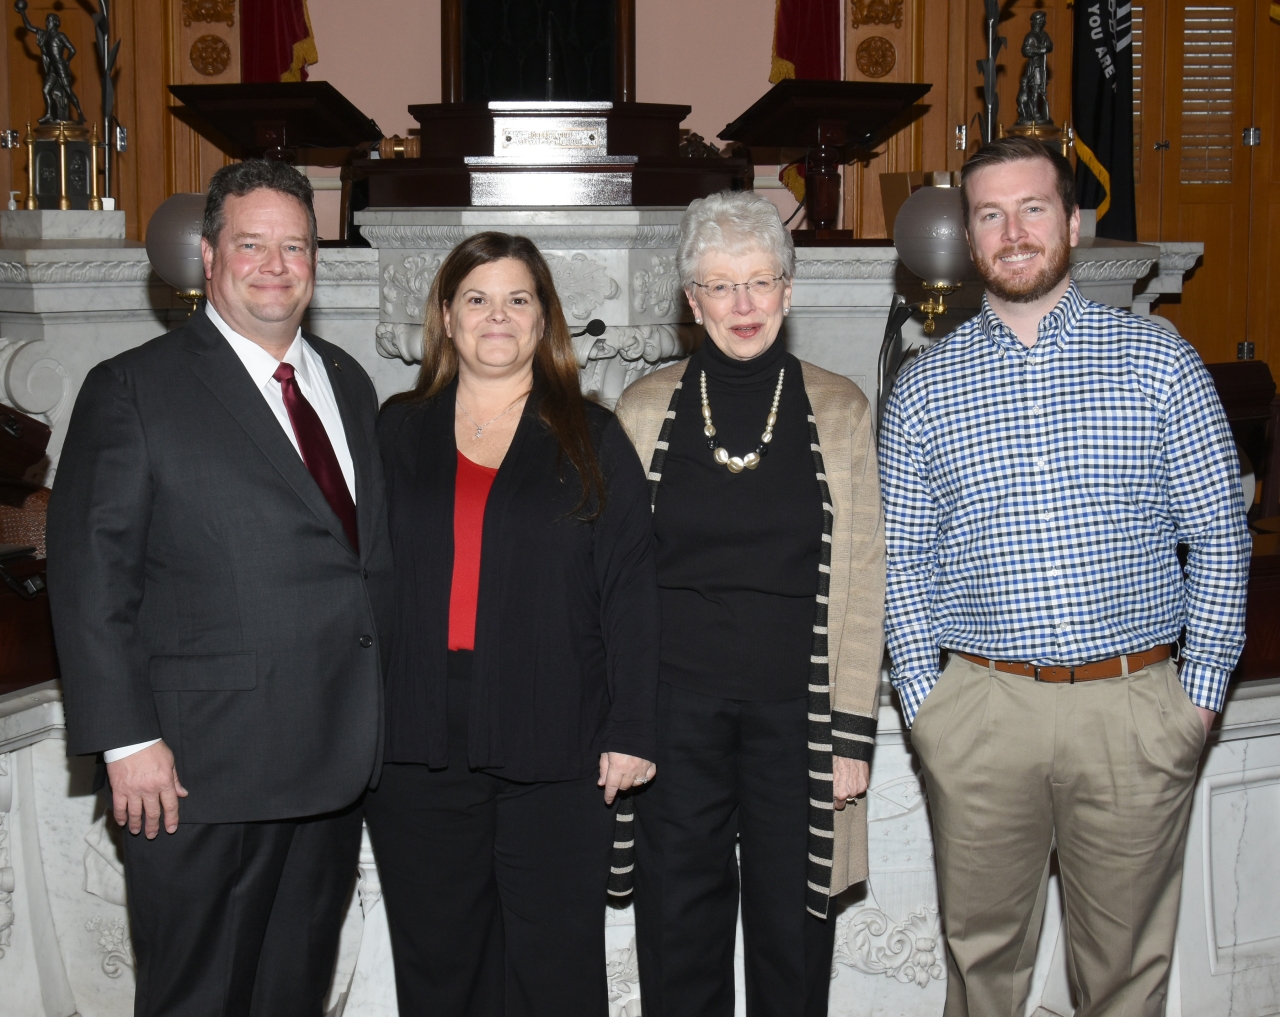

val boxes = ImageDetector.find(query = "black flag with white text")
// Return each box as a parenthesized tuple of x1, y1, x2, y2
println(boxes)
(1073, 1, 1137, 240)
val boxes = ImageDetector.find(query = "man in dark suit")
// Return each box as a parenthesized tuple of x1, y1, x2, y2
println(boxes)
(46, 159, 393, 1017)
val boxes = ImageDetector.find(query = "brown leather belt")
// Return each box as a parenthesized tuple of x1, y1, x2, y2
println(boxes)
(954, 645, 1172, 684)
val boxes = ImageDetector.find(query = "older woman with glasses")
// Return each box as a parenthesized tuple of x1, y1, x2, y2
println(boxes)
(615, 191, 885, 1017)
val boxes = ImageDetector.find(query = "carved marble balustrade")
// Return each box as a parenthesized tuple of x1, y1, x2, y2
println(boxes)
(5, 676, 1280, 1017)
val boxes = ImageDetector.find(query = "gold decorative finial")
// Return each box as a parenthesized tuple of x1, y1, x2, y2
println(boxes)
(23, 121, 36, 209)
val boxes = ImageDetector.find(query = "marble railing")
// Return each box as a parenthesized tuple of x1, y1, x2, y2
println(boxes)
(0, 206, 1198, 484)
(4, 676, 1280, 1017)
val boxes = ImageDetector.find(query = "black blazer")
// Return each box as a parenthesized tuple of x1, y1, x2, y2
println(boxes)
(46, 309, 394, 824)
(378, 380, 659, 780)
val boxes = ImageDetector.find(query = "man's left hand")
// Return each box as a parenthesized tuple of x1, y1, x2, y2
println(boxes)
(598, 752, 657, 804)
(1196, 706, 1217, 736)
(833, 757, 869, 811)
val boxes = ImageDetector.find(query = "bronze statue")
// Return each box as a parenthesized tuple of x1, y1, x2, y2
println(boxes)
(1015, 11, 1052, 126)
(15, 0, 86, 124)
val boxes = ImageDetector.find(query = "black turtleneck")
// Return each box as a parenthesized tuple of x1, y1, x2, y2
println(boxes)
(652, 337, 822, 700)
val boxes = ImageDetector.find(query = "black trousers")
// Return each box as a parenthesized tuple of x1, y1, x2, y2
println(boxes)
(120, 800, 363, 1017)
(634, 681, 837, 1017)
(363, 673, 616, 1017)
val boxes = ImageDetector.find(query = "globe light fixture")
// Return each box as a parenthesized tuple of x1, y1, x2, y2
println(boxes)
(892, 182, 974, 335)
(145, 192, 207, 317)
(877, 179, 976, 419)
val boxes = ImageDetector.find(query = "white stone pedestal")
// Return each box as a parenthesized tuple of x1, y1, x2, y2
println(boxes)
(6, 678, 1279, 1016)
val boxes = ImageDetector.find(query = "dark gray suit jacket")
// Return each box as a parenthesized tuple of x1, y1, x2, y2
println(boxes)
(46, 309, 393, 824)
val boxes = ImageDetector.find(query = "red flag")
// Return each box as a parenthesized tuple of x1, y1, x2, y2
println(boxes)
(770, 0, 841, 83)
(241, 0, 318, 83)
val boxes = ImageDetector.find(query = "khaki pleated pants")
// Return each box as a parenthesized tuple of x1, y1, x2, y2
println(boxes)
(911, 653, 1207, 1017)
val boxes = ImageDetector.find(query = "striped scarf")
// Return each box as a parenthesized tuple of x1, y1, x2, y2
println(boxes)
(607, 372, 842, 919)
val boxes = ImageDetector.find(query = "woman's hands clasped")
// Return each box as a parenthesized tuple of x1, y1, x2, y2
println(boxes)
(833, 757, 869, 811)
(598, 752, 657, 804)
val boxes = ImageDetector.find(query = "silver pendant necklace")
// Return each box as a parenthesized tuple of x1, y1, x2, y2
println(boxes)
(457, 397, 521, 440)
(699, 368, 784, 473)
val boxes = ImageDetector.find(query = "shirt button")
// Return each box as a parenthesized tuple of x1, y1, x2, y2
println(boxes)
(1048, 568, 1060, 578)
(1031, 404, 1042, 416)
(362, 569, 370, 580)
(1056, 624, 1069, 635)
(1041, 511, 1052, 522)
(1036, 458, 1047, 470)
(359, 635, 373, 648)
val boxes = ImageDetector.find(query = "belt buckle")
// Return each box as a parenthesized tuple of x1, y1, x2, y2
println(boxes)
(1034, 665, 1075, 684)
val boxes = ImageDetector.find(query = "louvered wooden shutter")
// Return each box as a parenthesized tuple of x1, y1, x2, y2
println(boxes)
(1180, 6, 1237, 184)
(1133, 4, 1145, 184)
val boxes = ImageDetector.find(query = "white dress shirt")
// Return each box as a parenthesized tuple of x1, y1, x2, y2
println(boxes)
(104, 303, 356, 764)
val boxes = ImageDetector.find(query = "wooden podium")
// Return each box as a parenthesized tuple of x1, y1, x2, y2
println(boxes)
(168, 82, 385, 164)
(718, 80, 930, 241)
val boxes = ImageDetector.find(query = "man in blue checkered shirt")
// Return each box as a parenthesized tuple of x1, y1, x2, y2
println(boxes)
(880, 137, 1250, 1017)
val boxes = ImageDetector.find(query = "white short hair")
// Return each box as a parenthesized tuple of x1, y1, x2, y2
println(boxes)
(677, 190, 796, 288)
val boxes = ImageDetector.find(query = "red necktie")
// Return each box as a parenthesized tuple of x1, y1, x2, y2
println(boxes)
(273, 362, 359, 551)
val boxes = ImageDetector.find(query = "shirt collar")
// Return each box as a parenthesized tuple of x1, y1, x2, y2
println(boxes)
(206, 301, 308, 391)
(979, 280, 1088, 356)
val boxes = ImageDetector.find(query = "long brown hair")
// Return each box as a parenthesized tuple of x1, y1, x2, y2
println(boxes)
(388, 231, 605, 517)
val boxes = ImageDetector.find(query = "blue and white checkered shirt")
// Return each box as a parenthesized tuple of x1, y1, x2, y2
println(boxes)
(880, 282, 1250, 724)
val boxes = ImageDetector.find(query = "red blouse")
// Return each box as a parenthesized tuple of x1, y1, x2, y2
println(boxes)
(447, 451, 499, 651)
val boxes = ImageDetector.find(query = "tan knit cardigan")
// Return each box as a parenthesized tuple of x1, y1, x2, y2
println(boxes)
(615, 357, 886, 899)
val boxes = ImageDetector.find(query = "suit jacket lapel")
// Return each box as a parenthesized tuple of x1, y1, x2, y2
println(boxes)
(182, 313, 356, 555)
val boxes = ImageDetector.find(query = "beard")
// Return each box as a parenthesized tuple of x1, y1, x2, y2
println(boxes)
(974, 235, 1071, 304)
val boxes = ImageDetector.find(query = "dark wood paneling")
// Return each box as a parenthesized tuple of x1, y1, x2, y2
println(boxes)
(0, 555, 56, 695)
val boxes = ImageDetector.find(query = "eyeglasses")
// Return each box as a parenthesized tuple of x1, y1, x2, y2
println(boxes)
(691, 275, 786, 302)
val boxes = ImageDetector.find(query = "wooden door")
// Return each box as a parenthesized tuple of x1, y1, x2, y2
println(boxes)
(1156, 0, 1256, 361)
(1246, 3, 1280, 366)
(1132, 1, 1169, 241)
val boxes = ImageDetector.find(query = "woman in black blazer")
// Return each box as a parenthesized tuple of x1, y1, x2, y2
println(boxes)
(365, 232, 659, 1017)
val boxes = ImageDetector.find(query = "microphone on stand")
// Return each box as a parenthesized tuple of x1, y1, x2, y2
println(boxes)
(571, 319, 607, 338)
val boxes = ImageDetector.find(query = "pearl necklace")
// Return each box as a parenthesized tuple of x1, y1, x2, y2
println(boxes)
(699, 368, 784, 473)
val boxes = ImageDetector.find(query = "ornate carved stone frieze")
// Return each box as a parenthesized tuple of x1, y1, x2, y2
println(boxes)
(855, 36, 897, 79)
(376, 322, 422, 363)
(0, 260, 153, 284)
(632, 255, 681, 316)
(833, 904, 946, 987)
(606, 935, 641, 1009)
(85, 915, 134, 977)
(359, 224, 680, 251)
(190, 34, 232, 77)
(381, 254, 443, 323)
(1156, 248, 1203, 276)
(357, 828, 382, 918)
(182, 0, 235, 27)
(361, 225, 469, 251)
(315, 259, 380, 283)
(1068, 258, 1158, 282)
(850, 0, 904, 29)
(576, 324, 690, 407)
(0, 753, 12, 960)
(793, 258, 898, 280)
(545, 253, 619, 320)
(83, 815, 128, 907)
(0, 339, 71, 426)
